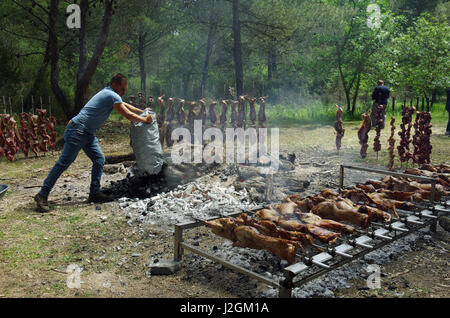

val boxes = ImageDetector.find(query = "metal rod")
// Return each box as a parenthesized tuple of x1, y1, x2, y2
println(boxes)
(341, 165, 436, 183)
(181, 242, 280, 288)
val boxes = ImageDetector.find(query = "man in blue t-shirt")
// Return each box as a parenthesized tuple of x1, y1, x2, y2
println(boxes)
(34, 74, 153, 212)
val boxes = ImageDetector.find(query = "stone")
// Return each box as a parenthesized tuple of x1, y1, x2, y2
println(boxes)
(149, 259, 181, 275)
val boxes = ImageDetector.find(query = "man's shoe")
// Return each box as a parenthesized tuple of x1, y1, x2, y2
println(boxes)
(88, 191, 114, 203)
(34, 193, 50, 213)
(445, 131, 450, 136)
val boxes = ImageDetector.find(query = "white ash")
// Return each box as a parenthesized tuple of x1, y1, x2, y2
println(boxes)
(118, 181, 259, 226)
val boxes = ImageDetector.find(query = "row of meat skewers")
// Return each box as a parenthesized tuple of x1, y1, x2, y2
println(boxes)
(205, 164, 449, 264)
(334, 99, 433, 170)
(131, 95, 269, 147)
(0, 109, 57, 162)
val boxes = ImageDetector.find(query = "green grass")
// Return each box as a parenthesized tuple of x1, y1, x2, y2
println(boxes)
(266, 101, 449, 126)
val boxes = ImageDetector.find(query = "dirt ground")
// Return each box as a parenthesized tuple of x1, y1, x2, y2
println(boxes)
(0, 120, 449, 298)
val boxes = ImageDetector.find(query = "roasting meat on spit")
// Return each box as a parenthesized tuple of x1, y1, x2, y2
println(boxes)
(219, 100, 228, 131)
(334, 105, 345, 152)
(388, 115, 396, 170)
(237, 95, 247, 129)
(205, 216, 300, 264)
(208, 101, 218, 127)
(258, 97, 268, 129)
(397, 105, 416, 164)
(373, 104, 385, 157)
(247, 97, 258, 129)
(358, 111, 372, 159)
(37, 109, 50, 152)
(157, 96, 166, 146)
(230, 100, 238, 128)
(412, 111, 432, 165)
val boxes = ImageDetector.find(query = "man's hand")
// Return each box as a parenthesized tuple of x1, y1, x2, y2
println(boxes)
(144, 114, 154, 124)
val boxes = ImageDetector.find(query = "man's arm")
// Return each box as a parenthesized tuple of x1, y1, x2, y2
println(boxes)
(122, 102, 146, 115)
(114, 103, 153, 123)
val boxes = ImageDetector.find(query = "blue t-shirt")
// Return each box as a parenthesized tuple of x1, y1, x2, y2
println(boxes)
(72, 86, 123, 133)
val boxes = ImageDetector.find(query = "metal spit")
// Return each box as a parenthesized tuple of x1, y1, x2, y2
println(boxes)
(173, 165, 449, 298)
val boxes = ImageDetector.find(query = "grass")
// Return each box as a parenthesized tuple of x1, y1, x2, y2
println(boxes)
(266, 101, 449, 126)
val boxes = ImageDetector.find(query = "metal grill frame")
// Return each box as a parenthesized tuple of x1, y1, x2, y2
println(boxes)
(173, 165, 449, 298)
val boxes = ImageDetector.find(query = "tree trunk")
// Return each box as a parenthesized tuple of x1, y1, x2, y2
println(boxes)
(73, 0, 115, 117)
(24, 40, 51, 112)
(183, 74, 190, 98)
(351, 73, 361, 115)
(337, 57, 351, 112)
(267, 43, 277, 81)
(49, 0, 73, 119)
(200, 0, 217, 98)
(139, 31, 147, 94)
(232, 0, 244, 97)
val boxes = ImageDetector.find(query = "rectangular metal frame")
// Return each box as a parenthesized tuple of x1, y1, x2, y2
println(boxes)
(173, 165, 449, 298)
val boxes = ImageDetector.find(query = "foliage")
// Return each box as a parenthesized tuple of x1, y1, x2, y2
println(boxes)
(0, 0, 448, 122)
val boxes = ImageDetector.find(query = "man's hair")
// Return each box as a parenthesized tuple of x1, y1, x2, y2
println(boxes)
(110, 73, 128, 86)
(378, 80, 384, 85)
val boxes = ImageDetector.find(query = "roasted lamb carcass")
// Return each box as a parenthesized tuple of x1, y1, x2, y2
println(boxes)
(205, 216, 300, 264)
(166, 98, 175, 122)
(176, 98, 186, 126)
(296, 211, 355, 235)
(198, 99, 208, 129)
(358, 111, 372, 159)
(187, 102, 197, 143)
(339, 188, 399, 218)
(247, 97, 258, 128)
(255, 207, 343, 244)
(419, 164, 450, 174)
(219, 100, 228, 131)
(320, 189, 393, 222)
(233, 226, 299, 264)
(334, 105, 345, 153)
(237, 95, 247, 129)
(205, 217, 238, 241)
(235, 213, 313, 248)
(156, 95, 166, 126)
(230, 100, 238, 128)
(258, 97, 268, 129)
(156, 96, 166, 146)
(311, 200, 370, 228)
(208, 101, 218, 127)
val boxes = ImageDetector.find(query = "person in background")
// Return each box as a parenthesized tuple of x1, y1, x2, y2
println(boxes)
(371, 80, 390, 129)
(34, 74, 153, 212)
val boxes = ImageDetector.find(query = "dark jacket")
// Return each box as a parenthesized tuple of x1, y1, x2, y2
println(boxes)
(372, 85, 391, 105)
(446, 88, 450, 112)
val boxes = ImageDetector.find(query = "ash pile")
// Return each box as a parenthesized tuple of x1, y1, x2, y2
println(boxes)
(118, 179, 260, 226)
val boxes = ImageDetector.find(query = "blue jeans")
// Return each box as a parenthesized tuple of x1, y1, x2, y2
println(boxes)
(39, 122, 105, 197)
